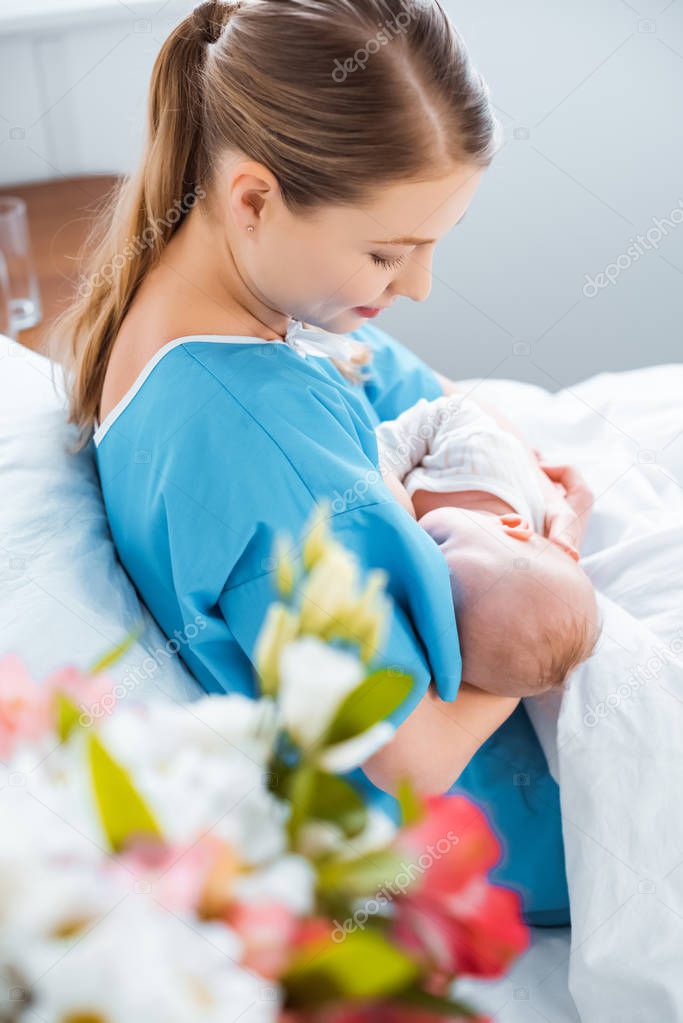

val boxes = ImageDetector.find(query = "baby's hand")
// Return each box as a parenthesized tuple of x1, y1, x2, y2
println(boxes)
(537, 460, 592, 560)
(499, 513, 534, 541)
(502, 509, 580, 560)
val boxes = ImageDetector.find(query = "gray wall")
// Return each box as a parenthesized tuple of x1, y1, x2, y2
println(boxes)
(385, 0, 683, 387)
(1, 0, 681, 387)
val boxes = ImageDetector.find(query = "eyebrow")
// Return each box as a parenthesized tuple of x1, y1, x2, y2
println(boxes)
(369, 235, 435, 246)
(370, 213, 468, 247)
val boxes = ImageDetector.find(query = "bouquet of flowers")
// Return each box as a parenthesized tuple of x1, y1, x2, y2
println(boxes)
(0, 504, 528, 1022)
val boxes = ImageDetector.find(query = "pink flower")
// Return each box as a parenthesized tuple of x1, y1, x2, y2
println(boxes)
(229, 908, 333, 980)
(113, 836, 230, 913)
(45, 665, 118, 724)
(230, 902, 299, 978)
(0, 655, 52, 759)
(282, 1006, 490, 1023)
(392, 796, 529, 978)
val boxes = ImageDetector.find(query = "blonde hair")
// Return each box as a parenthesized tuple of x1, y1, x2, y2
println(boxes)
(54, 0, 501, 448)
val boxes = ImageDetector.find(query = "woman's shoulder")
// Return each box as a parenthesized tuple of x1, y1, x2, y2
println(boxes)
(96, 327, 383, 510)
(99, 263, 282, 423)
(350, 323, 444, 421)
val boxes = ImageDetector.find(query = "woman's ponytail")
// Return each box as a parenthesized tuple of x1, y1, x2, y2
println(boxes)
(58, 0, 500, 444)
(52, 2, 238, 446)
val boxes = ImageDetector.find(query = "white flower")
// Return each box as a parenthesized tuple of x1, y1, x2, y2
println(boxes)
(25, 898, 278, 1023)
(318, 722, 394, 774)
(278, 637, 365, 750)
(298, 819, 347, 859)
(298, 809, 397, 862)
(101, 695, 278, 769)
(98, 702, 287, 865)
(233, 855, 316, 915)
(120, 745, 287, 865)
(0, 856, 124, 949)
(338, 808, 398, 860)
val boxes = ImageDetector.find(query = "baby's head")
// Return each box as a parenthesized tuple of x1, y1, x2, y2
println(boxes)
(420, 507, 601, 697)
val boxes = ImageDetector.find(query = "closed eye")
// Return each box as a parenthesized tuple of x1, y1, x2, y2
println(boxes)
(371, 253, 407, 270)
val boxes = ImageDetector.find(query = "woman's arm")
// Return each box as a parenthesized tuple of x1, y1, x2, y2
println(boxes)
(363, 682, 520, 796)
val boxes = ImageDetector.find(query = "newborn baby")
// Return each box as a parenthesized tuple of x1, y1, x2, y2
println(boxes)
(375, 395, 600, 697)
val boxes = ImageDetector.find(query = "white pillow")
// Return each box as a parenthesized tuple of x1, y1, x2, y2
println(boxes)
(0, 335, 201, 703)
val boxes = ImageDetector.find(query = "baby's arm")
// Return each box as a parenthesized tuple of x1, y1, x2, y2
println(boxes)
(384, 472, 534, 546)
(377, 401, 528, 523)
(377, 394, 545, 541)
(386, 470, 520, 519)
(410, 486, 517, 521)
(434, 377, 587, 556)
(377, 399, 518, 516)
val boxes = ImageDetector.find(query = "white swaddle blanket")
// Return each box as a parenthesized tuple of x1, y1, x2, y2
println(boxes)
(374, 394, 547, 530)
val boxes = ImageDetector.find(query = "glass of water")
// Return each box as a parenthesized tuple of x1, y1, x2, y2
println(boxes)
(0, 196, 42, 332)
(0, 251, 13, 339)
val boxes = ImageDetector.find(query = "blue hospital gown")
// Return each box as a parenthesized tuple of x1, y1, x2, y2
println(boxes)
(94, 323, 568, 926)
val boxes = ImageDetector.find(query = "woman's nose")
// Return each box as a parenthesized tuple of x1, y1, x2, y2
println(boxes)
(394, 249, 433, 303)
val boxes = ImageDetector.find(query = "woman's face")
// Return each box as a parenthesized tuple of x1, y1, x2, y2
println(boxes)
(222, 158, 484, 334)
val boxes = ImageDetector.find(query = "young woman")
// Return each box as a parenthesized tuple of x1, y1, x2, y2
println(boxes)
(57, 0, 586, 925)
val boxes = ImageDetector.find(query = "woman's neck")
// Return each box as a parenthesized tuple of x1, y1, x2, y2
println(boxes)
(161, 205, 291, 341)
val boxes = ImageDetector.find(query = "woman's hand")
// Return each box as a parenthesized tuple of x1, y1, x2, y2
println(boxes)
(537, 460, 594, 560)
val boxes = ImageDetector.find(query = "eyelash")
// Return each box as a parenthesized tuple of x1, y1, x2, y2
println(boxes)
(371, 254, 407, 270)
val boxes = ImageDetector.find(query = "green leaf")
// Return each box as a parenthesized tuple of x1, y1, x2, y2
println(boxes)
(87, 733, 163, 851)
(324, 669, 413, 747)
(284, 927, 419, 1008)
(273, 761, 366, 846)
(307, 771, 367, 840)
(317, 848, 407, 901)
(89, 624, 143, 675)
(287, 762, 317, 846)
(397, 778, 424, 828)
(395, 985, 482, 1019)
(55, 692, 82, 741)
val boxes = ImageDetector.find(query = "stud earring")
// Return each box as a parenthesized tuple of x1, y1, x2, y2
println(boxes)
(247, 225, 255, 233)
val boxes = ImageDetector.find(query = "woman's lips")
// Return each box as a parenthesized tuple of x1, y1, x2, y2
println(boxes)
(353, 306, 382, 318)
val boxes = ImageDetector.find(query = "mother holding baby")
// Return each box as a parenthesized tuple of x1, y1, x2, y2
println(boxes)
(57, 0, 598, 927)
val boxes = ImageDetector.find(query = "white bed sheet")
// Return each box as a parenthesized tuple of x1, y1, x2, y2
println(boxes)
(461, 365, 683, 1022)
(458, 926, 578, 1022)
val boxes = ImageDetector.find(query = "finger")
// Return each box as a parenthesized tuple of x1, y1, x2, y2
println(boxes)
(551, 537, 581, 561)
(547, 514, 583, 551)
(504, 526, 534, 541)
(539, 463, 588, 496)
(538, 463, 572, 485)
(501, 515, 534, 540)
(542, 467, 593, 519)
